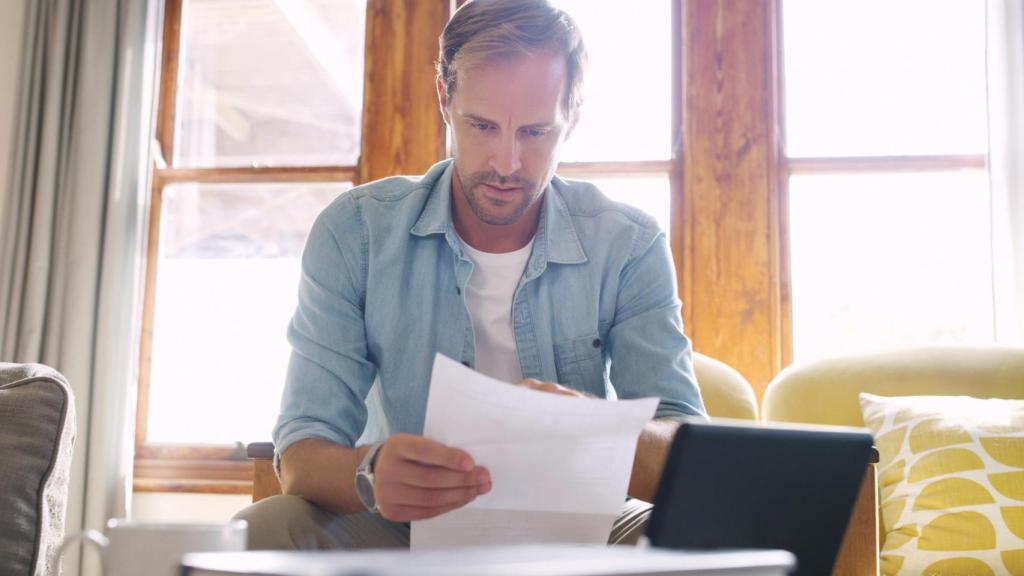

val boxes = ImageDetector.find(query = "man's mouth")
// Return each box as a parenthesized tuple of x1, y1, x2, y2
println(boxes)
(482, 183, 522, 194)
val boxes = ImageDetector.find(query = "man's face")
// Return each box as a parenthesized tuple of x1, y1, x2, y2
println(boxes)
(440, 50, 573, 228)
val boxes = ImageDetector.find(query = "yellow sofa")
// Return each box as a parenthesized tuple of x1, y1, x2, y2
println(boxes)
(763, 346, 1024, 576)
(692, 351, 759, 420)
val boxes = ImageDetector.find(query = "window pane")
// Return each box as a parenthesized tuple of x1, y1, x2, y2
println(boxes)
(783, 0, 987, 157)
(549, 0, 673, 162)
(789, 171, 993, 362)
(583, 173, 671, 235)
(147, 182, 349, 444)
(175, 0, 366, 168)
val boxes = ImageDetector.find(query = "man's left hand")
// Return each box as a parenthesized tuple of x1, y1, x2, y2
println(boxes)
(515, 378, 594, 399)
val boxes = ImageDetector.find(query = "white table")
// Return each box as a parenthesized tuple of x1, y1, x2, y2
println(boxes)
(181, 545, 795, 576)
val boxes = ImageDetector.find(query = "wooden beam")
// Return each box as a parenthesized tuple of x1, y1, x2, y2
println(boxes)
(133, 478, 253, 495)
(671, 0, 690, 333)
(770, 0, 791, 372)
(156, 165, 357, 185)
(137, 0, 182, 453)
(135, 180, 163, 451)
(135, 443, 247, 461)
(786, 154, 987, 175)
(133, 458, 253, 494)
(358, 0, 449, 184)
(684, 0, 783, 399)
(557, 160, 673, 177)
(134, 459, 251, 481)
(154, 0, 182, 164)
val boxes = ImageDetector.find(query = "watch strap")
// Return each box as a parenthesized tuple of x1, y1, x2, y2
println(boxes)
(362, 441, 383, 474)
(355, 442, 384, 513)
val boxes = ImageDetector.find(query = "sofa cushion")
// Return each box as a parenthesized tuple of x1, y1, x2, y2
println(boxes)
(859, 393, 1024, 576)
(763, 347, 1024, 427)
(0, 364, 76, 576)
(693, 352, 758, 420)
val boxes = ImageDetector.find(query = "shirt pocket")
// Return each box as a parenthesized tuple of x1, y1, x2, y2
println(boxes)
(553, 333, 607, 397)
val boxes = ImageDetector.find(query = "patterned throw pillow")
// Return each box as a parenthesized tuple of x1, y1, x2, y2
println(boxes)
(858, 393, 1024, 576)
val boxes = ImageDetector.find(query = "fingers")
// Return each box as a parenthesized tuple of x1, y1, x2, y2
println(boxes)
(372, 434, 492, 522)
(389, 434, 475, 471)
(375, 472, 489, 522)
(377, 481, 483, 509)
(380, 457, 489, 489)
(516, 378, 590, 398)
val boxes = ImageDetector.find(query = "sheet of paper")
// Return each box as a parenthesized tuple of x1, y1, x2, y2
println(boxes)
(410, 354, 658, 549)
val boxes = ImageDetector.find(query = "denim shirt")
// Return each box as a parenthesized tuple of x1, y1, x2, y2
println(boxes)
(273, 159, 706, 460)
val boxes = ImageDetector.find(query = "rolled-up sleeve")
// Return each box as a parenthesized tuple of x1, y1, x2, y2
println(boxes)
(273, 194, 378, 462)
(607, 231, 707, 420)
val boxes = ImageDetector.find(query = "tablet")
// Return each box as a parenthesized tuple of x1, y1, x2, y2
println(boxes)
(646, 419, 874, 576)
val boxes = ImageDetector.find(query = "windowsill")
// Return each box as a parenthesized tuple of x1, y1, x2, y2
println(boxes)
(133, 476, 252, 494)
(133, 442, 255, 494)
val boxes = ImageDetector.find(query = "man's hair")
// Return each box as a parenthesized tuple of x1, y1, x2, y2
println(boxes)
(436, 0, 587, 123)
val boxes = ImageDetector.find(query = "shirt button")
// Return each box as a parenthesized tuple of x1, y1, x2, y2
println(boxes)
(456, 287, 461, 295)
(592, 338, 602, 348)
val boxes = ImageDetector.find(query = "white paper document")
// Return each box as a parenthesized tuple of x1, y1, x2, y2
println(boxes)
(410, 354, 658, 549)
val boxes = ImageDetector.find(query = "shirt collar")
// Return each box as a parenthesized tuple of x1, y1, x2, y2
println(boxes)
(410, 160, 588, 267)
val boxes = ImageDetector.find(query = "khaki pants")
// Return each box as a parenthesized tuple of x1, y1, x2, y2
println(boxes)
(234, 495, 653, 550)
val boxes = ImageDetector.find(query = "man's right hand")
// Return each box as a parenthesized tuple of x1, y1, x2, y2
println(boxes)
(372, 433, 491, 522)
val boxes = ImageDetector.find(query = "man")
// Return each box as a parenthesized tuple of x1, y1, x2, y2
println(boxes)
(236, 0, 705, 549)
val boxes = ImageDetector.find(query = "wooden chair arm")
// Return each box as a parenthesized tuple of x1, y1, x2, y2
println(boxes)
(832, 447, 879, 576)
(247, 442, 282, 503)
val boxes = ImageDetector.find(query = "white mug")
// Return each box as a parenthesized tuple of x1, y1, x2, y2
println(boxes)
(61, 518, 247, 576)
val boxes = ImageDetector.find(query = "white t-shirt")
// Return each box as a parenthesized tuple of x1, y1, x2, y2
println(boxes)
(459, 236, 534, 383)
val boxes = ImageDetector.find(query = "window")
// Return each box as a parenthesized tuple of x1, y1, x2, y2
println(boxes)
(146, 182, 350, 445)
(781, 0, 992, 361)
(551, 0, 676, 236)
(136, 0, 453, 492)
(174, 0, 366, 168)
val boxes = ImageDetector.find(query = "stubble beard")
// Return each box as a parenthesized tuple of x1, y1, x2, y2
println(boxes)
(458, 170, 539, 226)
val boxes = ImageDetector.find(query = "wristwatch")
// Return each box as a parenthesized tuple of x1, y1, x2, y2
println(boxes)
(355, 442, 384, 513)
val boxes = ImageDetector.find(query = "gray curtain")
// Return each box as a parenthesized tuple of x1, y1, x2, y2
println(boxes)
(0, 0, 158, 575)
(988, 0, 1024, 343)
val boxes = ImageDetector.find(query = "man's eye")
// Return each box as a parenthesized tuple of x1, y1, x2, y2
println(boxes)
(526, 128, 547, 137)
(472, 123, 491, 131)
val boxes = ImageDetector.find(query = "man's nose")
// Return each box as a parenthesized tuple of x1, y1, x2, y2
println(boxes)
(489, 134, 522, 177)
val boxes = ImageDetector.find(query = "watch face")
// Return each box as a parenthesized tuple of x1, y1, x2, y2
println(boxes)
(355, 471, 376, 510)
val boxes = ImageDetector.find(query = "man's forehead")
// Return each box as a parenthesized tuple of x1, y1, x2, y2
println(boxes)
(452, 52, 569, 124)
(457, 50, 567, 90)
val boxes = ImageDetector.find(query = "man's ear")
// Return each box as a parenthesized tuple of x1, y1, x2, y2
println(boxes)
(436, 77, 451, 125)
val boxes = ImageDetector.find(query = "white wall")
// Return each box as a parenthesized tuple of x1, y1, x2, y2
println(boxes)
(0, 0, 27, 224)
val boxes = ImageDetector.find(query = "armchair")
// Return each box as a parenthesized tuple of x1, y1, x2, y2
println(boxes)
(763, 346, 1024, 575)
(0, 363, 76, 576)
